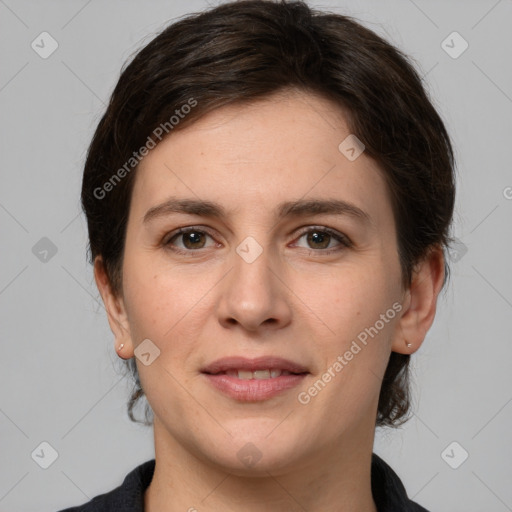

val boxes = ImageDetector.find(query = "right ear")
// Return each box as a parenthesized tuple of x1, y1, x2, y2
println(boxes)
(93, 256, 134, 359)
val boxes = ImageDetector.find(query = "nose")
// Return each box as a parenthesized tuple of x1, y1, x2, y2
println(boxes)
(215, 240, 292, 333)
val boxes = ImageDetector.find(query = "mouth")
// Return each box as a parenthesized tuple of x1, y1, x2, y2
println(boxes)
(212, 368, 306, 379)
(201, 355, 309, 375)
(201, 356, 309, 401)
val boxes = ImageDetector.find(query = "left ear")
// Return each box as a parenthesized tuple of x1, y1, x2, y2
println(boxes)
(392, 245, 445, 354)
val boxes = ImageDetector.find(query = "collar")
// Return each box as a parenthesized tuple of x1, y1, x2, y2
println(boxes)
(58, 454, 429, 511)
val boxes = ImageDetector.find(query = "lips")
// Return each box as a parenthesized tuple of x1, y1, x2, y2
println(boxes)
(201, 356, 309, 376)
(201, 356, 310, 401)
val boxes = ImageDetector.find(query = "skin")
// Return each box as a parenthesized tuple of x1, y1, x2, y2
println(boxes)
(95, 89, 444, 512)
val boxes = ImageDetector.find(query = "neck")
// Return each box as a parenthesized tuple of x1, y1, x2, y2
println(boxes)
(144, 418, 378, 512)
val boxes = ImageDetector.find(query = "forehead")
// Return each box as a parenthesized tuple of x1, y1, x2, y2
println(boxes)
(130, 91, 393, 228)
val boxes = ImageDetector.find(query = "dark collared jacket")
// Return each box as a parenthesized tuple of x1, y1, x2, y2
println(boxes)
(57, 454, 430, 511)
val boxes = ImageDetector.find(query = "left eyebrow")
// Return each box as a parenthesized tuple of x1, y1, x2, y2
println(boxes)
(277, 198, 373, 226)
(142, 196, 374, 227)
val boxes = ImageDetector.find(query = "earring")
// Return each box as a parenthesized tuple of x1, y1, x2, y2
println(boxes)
(405, 341, 412, 348)
(117, 343, 124, 352)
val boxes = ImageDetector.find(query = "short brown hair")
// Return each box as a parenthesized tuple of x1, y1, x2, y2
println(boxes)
(82, 0, 455, 428)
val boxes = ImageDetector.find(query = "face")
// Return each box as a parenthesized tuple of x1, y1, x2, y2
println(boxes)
(104, 90, 411, 475)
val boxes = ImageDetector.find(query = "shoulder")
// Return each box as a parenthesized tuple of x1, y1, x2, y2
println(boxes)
(56, 459, 155, 512)
(371, 453, 431, 512)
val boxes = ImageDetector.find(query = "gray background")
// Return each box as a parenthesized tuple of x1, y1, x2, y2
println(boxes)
(1, 0, 511, 511)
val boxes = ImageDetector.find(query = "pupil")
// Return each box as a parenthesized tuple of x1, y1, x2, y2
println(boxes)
(308, 231, 330, 249)
(184, 232, 204, 248)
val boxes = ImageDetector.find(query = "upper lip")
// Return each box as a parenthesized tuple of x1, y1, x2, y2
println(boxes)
(201, 356, 309, 375)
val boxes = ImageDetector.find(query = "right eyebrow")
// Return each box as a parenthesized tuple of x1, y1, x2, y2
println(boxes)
(143, 198, 227, 224)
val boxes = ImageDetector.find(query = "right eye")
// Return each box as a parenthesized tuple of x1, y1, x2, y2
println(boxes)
(164, 227, 218, 252)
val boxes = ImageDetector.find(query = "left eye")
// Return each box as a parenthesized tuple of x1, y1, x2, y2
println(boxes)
(294, 228, 349, 251)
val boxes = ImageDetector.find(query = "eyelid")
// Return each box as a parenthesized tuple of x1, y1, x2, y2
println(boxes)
(163, 225, 350, 241)
(292, 225, 352, 248)
(163, 225, 218, 247)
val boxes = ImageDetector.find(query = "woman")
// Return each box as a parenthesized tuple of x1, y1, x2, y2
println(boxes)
(59, 1, 455, 510)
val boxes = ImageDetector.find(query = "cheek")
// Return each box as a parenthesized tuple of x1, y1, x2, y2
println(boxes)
(123, 275, 170, 340)
(296, 261, 401, 412)
(122, 269, 204, 403)
(122, 260, 214, 367)
(122, 244, 195, 336)
(120, 267, 175, 372)
(298, 262, 398, 344)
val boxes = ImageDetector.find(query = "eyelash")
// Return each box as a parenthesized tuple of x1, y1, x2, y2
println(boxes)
(162, 225, 352, 256)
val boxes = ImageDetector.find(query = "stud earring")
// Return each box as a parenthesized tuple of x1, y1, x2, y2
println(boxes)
(405, 341, 412, 348)
(117, 343, 125, 352)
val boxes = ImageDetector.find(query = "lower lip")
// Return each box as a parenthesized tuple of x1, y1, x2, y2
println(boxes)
(202, 373, 308, 401)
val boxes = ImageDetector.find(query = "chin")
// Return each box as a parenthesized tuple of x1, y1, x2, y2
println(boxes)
(200, 429, 304, 475)
(210, 445, 301, 477)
